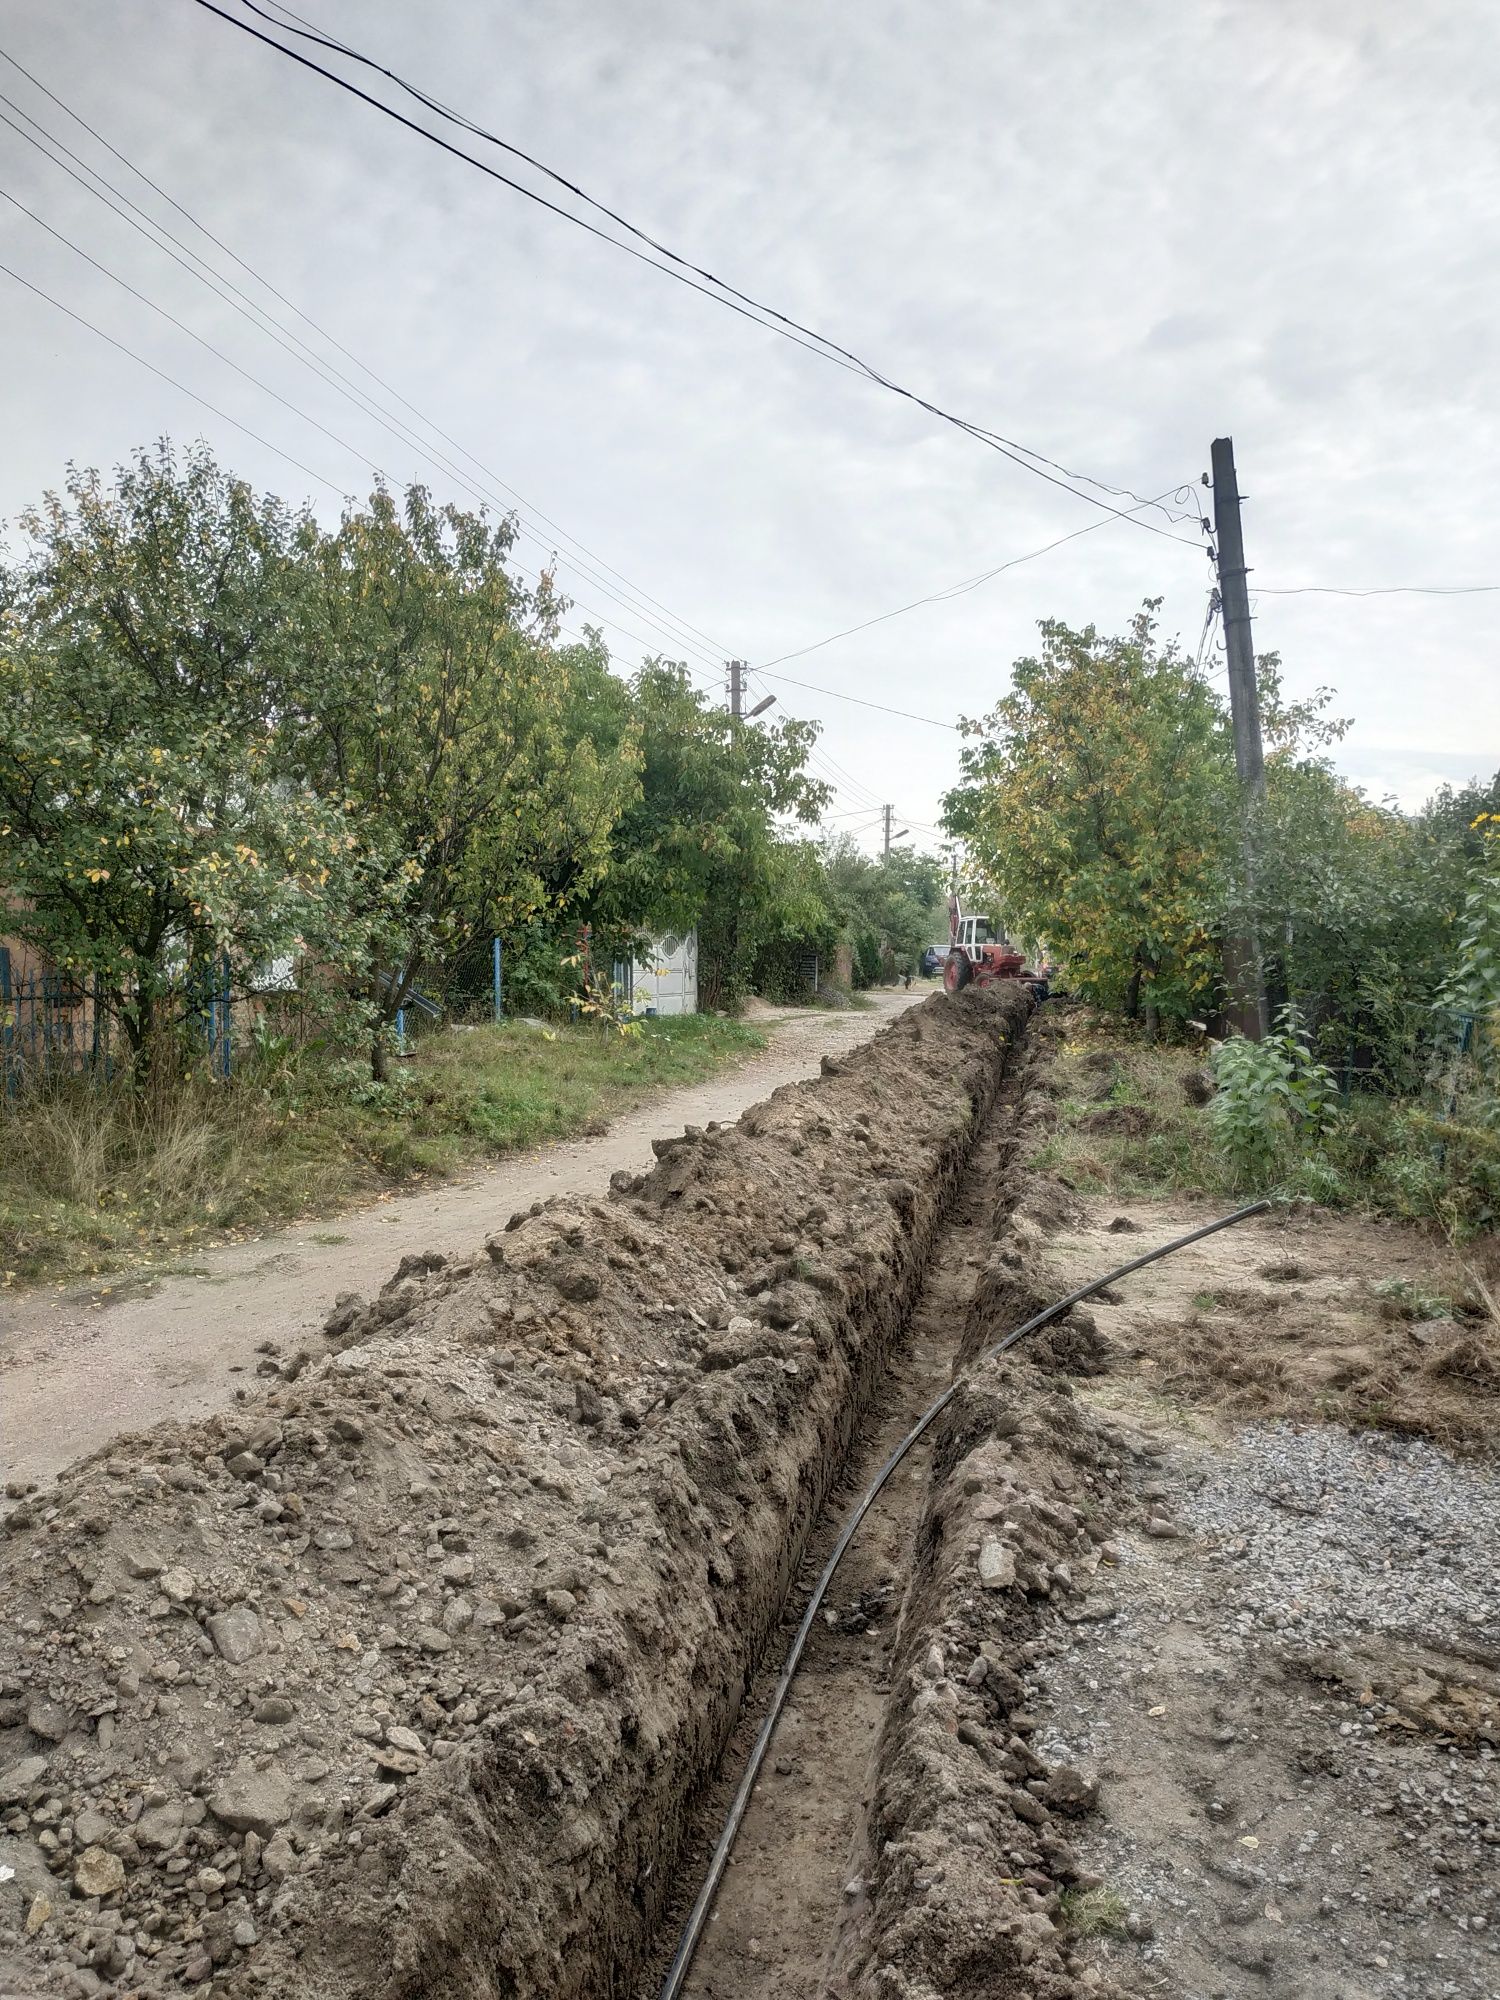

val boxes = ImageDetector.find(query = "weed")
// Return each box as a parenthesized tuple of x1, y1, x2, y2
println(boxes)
(1040, 1014, 1496, 1236)
(1373, 1277, 1455, 1322)
(1058, 1885, 1130, 1938)
(1211, 1009, 1337, 1187)
(0, 1014, 764, 1286)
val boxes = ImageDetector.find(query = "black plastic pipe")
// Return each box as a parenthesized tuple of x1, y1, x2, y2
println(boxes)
(656, 1198, 1272, 2000)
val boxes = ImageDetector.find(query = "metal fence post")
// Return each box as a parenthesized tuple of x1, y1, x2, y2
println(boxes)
(218, 956, 228, 1079)
(493, 936, 503, 1022)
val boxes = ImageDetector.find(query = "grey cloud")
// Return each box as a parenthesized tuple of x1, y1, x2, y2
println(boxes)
(0, 0, 1494, 832)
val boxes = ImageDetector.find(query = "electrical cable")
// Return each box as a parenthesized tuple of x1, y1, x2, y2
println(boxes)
(754, 670, 959, 730)
(0, 185, 720, 668)
(249, 0, 1190, 519)
(3, 99, 897, 798)
(189, 0, 1207, 550)
(0, 62, 738, 669)
(750, 490, 1188, 676)
(1255, 583, 1500, 598)
(656, 1193, 1272, 2000)
(0, 118, 731, 672)
(0, 180, 399, 476)
(247, 0, 1205, 529)
(1, 257, 348, 494)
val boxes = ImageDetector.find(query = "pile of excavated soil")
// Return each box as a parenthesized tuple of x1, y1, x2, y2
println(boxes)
(826, 1053, 1139, 2000)
(828, 1014, 1500, 2000)
(0, 985, 1029, 2000)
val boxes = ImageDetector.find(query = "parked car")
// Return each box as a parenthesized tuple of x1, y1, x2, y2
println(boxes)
(920, 944, 945, 978)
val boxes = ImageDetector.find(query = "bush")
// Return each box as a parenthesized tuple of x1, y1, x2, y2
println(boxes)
(852, 927, 881, 990)
(1210, 1011, 1337, 1188)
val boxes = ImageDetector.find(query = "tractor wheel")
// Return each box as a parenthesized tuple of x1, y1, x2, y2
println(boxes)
(943, 951, 972, 994)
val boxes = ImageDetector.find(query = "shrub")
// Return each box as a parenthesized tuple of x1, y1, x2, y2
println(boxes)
(1210, 1009, 1338, 1188)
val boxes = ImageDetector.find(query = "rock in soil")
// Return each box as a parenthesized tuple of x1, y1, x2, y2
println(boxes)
(0, 985, 1030, 2000)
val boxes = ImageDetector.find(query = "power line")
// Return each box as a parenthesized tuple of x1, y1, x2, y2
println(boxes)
(0, 59, 738, 670)
(0, 167, 729, 671)
(249, 0, 1205, 534)
(0, 180, 399, 474)
(3, 103, 905, 805)
(0, 227, 718, 670)
(1, 258, 347, 493)
(753, 669, 958, 731)
(752, 491, 1186, 675)
(1255, 582, 1500, 598)
(189, 0, 1206, 550)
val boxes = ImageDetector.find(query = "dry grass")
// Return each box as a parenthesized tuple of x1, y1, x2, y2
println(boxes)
(0, 1014, 764, 1288)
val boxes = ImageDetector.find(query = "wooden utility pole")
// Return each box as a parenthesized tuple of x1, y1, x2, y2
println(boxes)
(727, 659, 744, 719)
(1211, 436, 1269, 1039)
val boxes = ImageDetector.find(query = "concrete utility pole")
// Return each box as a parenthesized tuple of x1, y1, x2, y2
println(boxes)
(881, 807, 909, 861)
(727, 659, 744, 720)
(1211, 436, 1269, 1039)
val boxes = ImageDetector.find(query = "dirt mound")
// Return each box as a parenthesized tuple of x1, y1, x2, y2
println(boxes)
(0, 986, 1030, 2000)
(831, 1374, 1132, 2000)
(819, 1022, 1500, 2000)
(825, 1058, 1135, 2000)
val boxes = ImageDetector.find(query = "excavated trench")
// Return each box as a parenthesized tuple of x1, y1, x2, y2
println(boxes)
(634, 1051, 1038, 2000)
(0, 986, 1035, 2000)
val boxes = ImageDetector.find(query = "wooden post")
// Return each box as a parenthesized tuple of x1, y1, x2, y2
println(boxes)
(1211, 436, 1269, 1040)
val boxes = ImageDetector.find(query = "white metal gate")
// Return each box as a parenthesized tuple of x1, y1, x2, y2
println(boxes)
(633, 932, 698, 1016)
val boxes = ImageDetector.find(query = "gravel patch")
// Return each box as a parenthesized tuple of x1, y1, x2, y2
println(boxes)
(1184, 1420, 1499, 1650)
(1027, 1412, 1500, 2000)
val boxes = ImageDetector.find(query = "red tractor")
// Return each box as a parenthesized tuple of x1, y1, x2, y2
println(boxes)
(942, 895, 1049, 998)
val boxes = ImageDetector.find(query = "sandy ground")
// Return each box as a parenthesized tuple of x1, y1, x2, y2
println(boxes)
(0, 991, 920, 1491)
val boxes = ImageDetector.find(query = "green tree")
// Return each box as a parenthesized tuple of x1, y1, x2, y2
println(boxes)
(575, 663, 831, 1007)
(0, 443, 365, 1072)
(821, 836, 946, 983)
(945, 605, 1231, 1022)
(281, 487, 634, 1073)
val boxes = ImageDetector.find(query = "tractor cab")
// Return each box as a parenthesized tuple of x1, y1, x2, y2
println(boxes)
(943, 894, 1048, 998)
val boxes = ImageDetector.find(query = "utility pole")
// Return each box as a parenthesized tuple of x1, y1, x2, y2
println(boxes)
(1211, 436, 1269, 1040)
(727, 659, 743, 720)
(880, 806, 909, 861)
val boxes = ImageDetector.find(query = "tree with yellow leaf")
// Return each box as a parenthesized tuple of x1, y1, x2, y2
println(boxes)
(944, 604, 1232, 1023)
(0, 443, 368, 1071)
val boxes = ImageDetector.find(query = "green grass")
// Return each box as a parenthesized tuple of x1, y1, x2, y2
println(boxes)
(1035, 1031, 1226, 1200)
(0, 1014, 764, 1289)
(1037, 1017, 1498, 1237)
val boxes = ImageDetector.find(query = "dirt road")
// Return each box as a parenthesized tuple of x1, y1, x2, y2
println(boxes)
(0, 991, 918, 1490)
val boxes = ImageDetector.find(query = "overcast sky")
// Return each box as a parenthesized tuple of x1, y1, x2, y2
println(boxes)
(4, 0, 1496, 849)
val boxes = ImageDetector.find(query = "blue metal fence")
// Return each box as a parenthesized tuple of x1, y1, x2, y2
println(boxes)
(0, 947, 109, 1099)
(0, 947, 239, 1101)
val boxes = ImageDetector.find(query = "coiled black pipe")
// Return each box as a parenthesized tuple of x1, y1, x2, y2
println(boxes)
(657, 1198, 1273, 2000)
